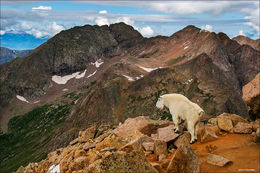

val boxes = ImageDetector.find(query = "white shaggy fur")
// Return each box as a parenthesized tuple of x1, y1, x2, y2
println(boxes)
(156, 93, 204, 143)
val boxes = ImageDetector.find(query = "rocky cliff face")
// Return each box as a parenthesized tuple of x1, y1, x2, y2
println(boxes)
(0, 47, 31, 65)
(233, 35, 260, 51)
(0, 23, 143, 107)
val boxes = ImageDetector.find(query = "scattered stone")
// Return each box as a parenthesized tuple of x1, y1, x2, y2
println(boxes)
(167, 142, 200, 173)
(201, 126, 218, 142)
(156, 125, 180, 142)
(154, 140, 168, 159)
(233, 122, 253, 134)
(174, 132, 191, 148)
(100, 147, 116, 152)
(208, 118, 217, 125)
(83, 142, 96, 151)
(69, 138, 78, 145)
(142, 142, 154, 151)
(217, 114, 233, 132)
(120, 135, 153, 153)
(207, 154, 232, 167)
(144, 151, 152, 157)
(113, 116, 172, 138)
(78, 125, 97, 143)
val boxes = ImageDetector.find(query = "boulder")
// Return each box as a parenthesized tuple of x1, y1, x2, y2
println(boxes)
(251, 119, 260, 131)
(167, 142, 200, 173)
(217, 114, 233, 132)
(154, 140, 168, 159)
(83, 142, 96, 151)
(200, 126, 218, 142)
(120, 135, 153, 153)
(174, 132, 191, 148)
(207, 154, 232, 167)
(233, 122, 253, 134)
(150, 162, 161, 172)
(113, 116, 168, 138)
(156, 125, 180, 142)
(208, 118, 217, 125)
(242, 73, 260, 120)
(252, 128, 260, 143)
(96, 151, 158, 173)
(142, 142, 155, 152)
(78, 125, 97, 143)
(229, 114, 248, 126)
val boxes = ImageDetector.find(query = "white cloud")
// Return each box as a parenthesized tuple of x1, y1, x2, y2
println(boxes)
(239, 30, 245, 36)
(95, 17, 109, 26)
(140, 26, 154, 36)
(0, 30, 6, 35)
(32, 6, 52, 11)
(243, 22, 259, 36)
(21, 22, 32, 30)
(49, 22, 64, 35)
(99, 10, 107, 14)
(201, 24, 213, 32)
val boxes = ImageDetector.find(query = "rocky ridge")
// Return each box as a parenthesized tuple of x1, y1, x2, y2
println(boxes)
(17, 114, 260, 173)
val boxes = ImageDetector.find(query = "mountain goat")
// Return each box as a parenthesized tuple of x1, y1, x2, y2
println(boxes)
(156, 93, 204, 143)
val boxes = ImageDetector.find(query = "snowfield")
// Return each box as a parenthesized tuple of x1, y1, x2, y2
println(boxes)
(91, 60, 104, 68)
(138, 65, 162, 72)
(16, 95, 29, 103)
(122, 74, 134, 81)
(48, 164, 60, 173)
(52, 69, 87, 85)
(87, 70, 97, 78)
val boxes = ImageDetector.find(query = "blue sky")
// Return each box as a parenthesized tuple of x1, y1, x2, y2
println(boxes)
(0, 1, 259, 50)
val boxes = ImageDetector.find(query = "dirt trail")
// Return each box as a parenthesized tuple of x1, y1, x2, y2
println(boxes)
(192, 133, 260, 173)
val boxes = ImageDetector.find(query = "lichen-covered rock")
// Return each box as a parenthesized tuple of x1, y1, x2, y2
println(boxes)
(174, 132, 191, 148)
(200, 126, 218, 142)
(208, 118, 217, 125)
(233, 122, 253, 134)
(156, 125, 180, 142)
(167, 142, 200, 173)
(217, 114, 233, 132)
(154, 140, 168, 159)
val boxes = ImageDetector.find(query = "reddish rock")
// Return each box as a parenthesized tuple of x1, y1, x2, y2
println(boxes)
(156, 125, 180, 142)
(154, 140, 168, 159)
(200, 126, 218, 143)
(242, 73, 260, 120)
(208, 118, 217, 125)
(78, 125, 97, 143)
(150, 162, 161, 172)
(142, 142, 154, 152)
(167, 142, 200, 173)
(174, 132, 191, 148)
(233, 122, 253, 134)
(120, 135, 153, 152)
(229, 114, 248, 126)
(217, 114, 233, 132)
(83, 142, 96, 151)
(207, 154, 232, 167)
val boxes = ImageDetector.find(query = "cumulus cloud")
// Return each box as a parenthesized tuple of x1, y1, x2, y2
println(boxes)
(95, 17, 109, 26)
(32, 6, 52, 11)
(239, 30, 245, 36)
(201, 24, 213, 32)
(0, 30, 6, 35)
(140, 26, 154, 36)
(99, 10, 107, 14)
(49, 22, 64, 35)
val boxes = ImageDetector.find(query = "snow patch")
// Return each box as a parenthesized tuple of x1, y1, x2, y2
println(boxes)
(184, 46, 189, 50)
(33, 100, 40, 104)
(188, 79, 193, 82)
(135, 75, 144, 80)
(52, 72, 80, 85)
(52, 69, 87, 85)
(91, 60, 104, 68)
(138, 65, 162, 72)
(48, 164, 60, 173)
(122, 74, 134, 81)
(75, 69, 87, 79)
(62, 88, 69, 92)
(87, 70, 97, 78)
(16, 95, 29, 103)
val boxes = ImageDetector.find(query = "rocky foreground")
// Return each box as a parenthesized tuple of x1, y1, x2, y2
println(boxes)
(17, 114, 260, 173)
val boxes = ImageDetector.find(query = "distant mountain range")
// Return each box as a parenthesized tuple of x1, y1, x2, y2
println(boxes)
(0, 46, 31, 64)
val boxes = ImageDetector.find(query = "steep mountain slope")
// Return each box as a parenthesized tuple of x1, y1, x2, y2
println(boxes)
(233, 35, 260, 51)
(0, 23, 259, 172)
(0, 46, 31, 64)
